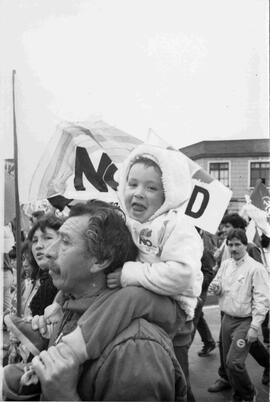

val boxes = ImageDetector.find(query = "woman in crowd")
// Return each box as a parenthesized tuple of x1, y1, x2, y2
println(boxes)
(4, 214, 64, 365)
(26, 213, 63, 316)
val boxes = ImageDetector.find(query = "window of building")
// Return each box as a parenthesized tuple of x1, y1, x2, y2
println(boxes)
(209, 162, 230, 187)
(250, 161, 270, 187)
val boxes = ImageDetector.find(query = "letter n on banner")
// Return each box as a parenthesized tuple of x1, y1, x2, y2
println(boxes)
(74, 147, 118, 192)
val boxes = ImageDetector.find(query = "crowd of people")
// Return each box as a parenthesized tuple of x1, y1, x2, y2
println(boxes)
(2, 144, 270, 401)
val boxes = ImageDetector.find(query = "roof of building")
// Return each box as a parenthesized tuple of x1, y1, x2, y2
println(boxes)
(179, 138, 270, 160)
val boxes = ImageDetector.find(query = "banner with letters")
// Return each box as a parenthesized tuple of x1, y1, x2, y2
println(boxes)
(3, 73, 231, 234)
(28, 120, 142, 203)
(25, 122, 232, 234)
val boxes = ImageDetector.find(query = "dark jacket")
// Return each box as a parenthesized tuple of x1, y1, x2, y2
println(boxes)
(201, 249, 215, 294)
(29, 271, 57, 316)
(247, 243, 262, 264)
(47, 288, 186, 402)
(79, 318, 185, 401)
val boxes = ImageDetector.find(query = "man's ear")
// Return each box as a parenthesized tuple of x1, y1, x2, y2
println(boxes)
(90, 259, 111, 273)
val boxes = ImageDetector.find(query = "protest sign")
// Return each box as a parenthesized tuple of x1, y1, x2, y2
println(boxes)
(4, 73, 232, 235)
(19, 122, 232, 234)
(147, 129, 232, 233)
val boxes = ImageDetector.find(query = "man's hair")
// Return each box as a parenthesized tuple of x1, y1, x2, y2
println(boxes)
(221, 213, 247, 230)
(129, 155, 162, 177)
(226, 228, 248, 246)
(28, 213, 64, 241)
(69, 200, 138, 273)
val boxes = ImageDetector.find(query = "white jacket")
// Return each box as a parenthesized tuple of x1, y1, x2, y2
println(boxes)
(209, 253, 269, 329)
(117, 144, 203, 319)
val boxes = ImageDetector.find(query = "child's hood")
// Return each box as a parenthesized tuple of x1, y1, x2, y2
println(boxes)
(117, 144, 192, 221)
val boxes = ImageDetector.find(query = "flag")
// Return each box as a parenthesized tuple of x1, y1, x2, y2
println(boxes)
(250, 179, 270, 217)
(28, 120, 142, 203)
(241, 179, 270, 238)
(4, 68, 231, 235)
(28, 125, 232, 234)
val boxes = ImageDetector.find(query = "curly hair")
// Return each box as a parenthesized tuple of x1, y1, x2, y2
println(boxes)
(69, 200, 138, 273)
(221, 213, 247, 230)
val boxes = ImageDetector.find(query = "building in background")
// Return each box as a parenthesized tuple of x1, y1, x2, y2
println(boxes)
(180, 139, 270, 212)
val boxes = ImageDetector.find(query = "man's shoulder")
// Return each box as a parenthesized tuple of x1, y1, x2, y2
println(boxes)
(245, 253, 264, 271)
(245, 251, 262, 264)
(247, 243, 262, 263)
(81, 318, 176, 386)
(98, 318, 173, 362)
(113, 317, 171, 343)
(79, 318, 180, 401)
(220, 257, 233, 269)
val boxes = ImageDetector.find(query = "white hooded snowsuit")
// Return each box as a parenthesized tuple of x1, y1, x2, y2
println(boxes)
(117, 144, 203, 319)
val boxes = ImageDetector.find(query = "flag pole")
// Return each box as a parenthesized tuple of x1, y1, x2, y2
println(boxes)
(12, 69, 22, 317)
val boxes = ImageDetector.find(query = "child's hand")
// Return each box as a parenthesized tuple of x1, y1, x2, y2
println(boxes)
(44, 302, 63, 324)
(31, 303, 63, 339)
(107, 268, 122, 289)
(32, 315, 48, 337)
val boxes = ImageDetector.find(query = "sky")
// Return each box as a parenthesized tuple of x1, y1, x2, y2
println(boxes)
(0, 0, 269, 159)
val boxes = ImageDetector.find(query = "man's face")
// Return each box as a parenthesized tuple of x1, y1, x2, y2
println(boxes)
(47, 215, 96, 296)
(124, 163, 165, 223)
(223, 223, 234, 237)
(227, 237, 247, 261)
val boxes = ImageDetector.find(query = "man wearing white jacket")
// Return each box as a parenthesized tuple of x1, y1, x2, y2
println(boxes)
(209, 228, 269, 402)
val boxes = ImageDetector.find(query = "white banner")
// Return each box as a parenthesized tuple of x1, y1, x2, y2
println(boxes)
(27, 124, 232, 234)
(3, 74, 232, 234)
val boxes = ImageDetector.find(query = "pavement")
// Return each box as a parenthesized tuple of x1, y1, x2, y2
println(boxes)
(189, 304, 270, 402)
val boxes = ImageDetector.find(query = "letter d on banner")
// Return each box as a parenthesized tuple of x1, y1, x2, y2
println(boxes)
(183, 179, 232, 234)
(185, 186, 210, 218)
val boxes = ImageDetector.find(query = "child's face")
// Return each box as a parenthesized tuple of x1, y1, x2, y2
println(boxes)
(124, 162, 165, 223)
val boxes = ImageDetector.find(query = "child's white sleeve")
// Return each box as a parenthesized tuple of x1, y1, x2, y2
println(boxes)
(121, 216, 203, 297)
